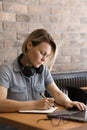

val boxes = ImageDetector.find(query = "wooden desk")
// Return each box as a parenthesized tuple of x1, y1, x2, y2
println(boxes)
(0, 107, 86, 130)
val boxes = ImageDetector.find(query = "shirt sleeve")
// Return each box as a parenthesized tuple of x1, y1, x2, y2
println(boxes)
(44, 66, 54, 87)
(0, 65, 11, 88)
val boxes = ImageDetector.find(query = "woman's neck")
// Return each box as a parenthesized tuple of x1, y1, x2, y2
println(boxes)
(21, 55, 33, 67)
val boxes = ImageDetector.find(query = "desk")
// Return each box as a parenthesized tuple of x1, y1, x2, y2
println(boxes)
(0, 107, 86, 130)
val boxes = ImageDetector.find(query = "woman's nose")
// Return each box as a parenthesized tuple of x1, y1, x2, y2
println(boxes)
(41, 56, 46, 61)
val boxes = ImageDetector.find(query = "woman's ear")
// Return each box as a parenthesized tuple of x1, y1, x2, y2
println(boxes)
(27, 42, 32, 50)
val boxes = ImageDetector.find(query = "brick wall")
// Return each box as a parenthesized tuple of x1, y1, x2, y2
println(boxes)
(0, 0, 87, 73)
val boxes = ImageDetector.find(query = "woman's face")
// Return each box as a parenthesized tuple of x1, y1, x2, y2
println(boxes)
(26, 42, 52, 68)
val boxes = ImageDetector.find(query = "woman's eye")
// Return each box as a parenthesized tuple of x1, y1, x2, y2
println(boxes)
(41, 52, 46, 56)
(40, 51, 50, 58)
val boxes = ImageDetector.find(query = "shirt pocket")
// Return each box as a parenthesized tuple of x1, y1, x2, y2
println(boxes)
(34, 84, 45, 100)
(8, 87, 28, 101)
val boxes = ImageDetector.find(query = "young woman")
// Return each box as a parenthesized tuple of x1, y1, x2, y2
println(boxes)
(0, 29, 86, 130)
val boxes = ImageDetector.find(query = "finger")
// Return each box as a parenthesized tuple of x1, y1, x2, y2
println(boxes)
(47, 98, 55, 103)
(73, 102, 86, 111)
(77, 103, 86, 111)
(45, 99, 54, 108)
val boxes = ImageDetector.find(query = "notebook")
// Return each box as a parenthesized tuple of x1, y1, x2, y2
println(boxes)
(19, 107, 58, 114)
(47, 106, 87, 122)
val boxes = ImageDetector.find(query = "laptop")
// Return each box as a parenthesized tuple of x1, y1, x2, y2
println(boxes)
(47, 106, 87, 122)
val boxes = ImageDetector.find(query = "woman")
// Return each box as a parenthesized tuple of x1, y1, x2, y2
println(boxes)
(0, 29, 86, 129)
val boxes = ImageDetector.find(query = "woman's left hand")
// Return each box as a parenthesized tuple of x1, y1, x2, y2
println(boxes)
(65, 100, 86, 111)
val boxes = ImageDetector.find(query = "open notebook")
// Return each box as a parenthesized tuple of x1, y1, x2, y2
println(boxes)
(19, 107, 58, 114)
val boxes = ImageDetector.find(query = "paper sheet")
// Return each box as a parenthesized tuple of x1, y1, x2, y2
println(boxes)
(18, 107, 58, 114)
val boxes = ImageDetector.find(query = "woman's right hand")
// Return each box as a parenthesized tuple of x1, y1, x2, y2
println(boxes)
(35, 98, 55, 110)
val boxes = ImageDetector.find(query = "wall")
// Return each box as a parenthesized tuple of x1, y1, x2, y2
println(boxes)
(0, 0, 87, 73)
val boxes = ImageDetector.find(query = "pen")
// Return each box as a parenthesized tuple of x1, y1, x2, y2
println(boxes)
(39, 92, 46, 98)
(39, 92, 56, 107)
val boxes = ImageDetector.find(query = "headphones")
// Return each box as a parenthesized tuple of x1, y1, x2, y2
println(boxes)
(18, 54, 43, 77)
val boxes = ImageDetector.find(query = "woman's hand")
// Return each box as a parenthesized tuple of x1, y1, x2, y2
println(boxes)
(64, 100, 86, 111)
(36, 98, 55, 110)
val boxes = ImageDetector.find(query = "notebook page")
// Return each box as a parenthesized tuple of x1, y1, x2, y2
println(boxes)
(18, 107, 58, 114)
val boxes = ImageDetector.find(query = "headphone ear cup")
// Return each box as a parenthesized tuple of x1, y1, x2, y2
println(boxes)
(22, 66, 36, 77)
(36, 65, 43, 74)
(18, 54, 35, 77)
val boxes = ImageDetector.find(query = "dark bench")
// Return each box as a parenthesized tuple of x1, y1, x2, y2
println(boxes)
(45, 71, 87, 104)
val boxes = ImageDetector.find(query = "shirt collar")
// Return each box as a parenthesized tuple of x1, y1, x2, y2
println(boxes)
(13, 57, 21, 72)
